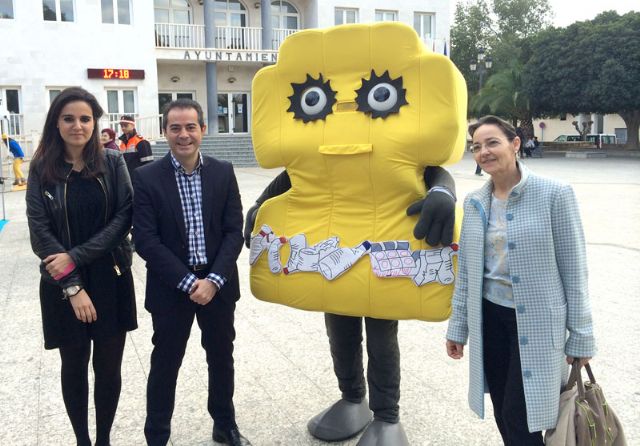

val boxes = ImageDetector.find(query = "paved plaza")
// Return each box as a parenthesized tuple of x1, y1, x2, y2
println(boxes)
(0, 153, 638, 445)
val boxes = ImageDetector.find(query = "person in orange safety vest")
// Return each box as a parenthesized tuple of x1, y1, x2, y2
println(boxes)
(118, 115, 154, 177)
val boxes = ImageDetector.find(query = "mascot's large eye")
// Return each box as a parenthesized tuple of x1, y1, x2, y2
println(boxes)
(367, 83, 398, 112)
(287, 74, 337, 123)
(301, 87, 328, 116)
(355, 70, 408, 119)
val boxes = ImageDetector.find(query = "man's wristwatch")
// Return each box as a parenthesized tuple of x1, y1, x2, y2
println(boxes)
(63, 285, 83, 299)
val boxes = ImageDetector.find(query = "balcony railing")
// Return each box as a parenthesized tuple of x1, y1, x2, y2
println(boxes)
(100, 113, 164, 142)
(1, 114, 24, 136)
(155, 23, 298, 51)
(216, 26, 262, 50)
(2, 131, 38, 158)
(272, 28, 297, 50)
(155, 23, 205, 48)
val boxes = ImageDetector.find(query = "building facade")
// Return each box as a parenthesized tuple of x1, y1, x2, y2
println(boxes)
(0, 0, 452, 155)
(533, 114, 630, 144)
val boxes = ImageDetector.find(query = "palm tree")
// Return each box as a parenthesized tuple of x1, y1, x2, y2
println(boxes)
(470, 62, 534, 137)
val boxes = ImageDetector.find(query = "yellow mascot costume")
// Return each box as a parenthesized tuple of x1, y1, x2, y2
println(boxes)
(248, 22, 467, 445)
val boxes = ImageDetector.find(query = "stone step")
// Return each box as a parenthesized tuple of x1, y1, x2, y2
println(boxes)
(200, 150, 255, 156)
(565, 151, 608, 159)
(152, 138, 258, 167)
(200, 148, 254, 152)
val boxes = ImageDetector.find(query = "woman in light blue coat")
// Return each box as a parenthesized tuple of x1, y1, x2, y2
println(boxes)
(446, 116, 596, 445)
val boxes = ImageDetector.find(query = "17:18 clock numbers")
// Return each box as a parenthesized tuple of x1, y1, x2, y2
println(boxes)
(103, 69, 130, 79)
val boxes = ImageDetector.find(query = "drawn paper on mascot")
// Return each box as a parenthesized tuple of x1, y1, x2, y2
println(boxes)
(250, 22, 467, 321)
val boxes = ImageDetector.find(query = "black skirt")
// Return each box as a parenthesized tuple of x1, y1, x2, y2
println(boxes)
(40, 255, 137, 350)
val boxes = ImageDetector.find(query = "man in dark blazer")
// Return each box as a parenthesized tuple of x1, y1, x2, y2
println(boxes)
(132, 99, 250, 446)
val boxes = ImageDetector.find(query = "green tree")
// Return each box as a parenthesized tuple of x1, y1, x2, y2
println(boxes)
(450, 0, 494, 93)
(470, 62, 534, 136)
(492, 0, 552, 38)
(450, 0, 552, 126)
(524, 11, 640, 148)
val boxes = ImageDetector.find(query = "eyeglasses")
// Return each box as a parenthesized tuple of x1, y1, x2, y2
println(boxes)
(470, 137, 511, 153)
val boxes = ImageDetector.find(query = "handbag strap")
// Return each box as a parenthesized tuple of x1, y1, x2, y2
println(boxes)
(564, 359, 595, 395)
(584, 363, 596, 384)
(564, 361, 580, 391)
(574, 362, 586, 400)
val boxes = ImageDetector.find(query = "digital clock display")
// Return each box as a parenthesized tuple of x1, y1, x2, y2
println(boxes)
(87, 68, 145, 80)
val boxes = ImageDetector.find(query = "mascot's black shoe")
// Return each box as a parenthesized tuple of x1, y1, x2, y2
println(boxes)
(356, 420, 409, 446)
(307, 398, 372, 441)
(212, 425, 252, 446)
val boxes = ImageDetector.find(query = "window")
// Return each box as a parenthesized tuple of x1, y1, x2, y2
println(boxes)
(214, 0, 246, 27)
(271, 1, 299, 30)
(155, 0, 195, 47)
(102, 0, 131, 24)
(0, 88, 22, 135)
(214, 0, 248, 49)
(375, 10, 397, 22)
(106, 89, 137, 126)
(614, 128, 627, 144)
(414, 12, 435, 41)
(43, 0, 74, 22)
(335, 7, 358, 25)
(48, 88, 75, 104)
(49, 89, 62, 104)
(0, 0, 14, 19)
(154, 0, 191, 24)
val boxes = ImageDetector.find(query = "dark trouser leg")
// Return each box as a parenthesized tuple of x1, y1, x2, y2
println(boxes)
(325, 313, 366, 403)
(475, 164, 482, 175)
(501, 318, 544, 445)
(59, 339, 92, 446)
(364, 317, 400, 423)
(483, 299, 510, 442)
(93, 332, 127, 446)
(196, 297, 237, 430)
(482, 300, 543, 446)
(145, 302, 195, 446)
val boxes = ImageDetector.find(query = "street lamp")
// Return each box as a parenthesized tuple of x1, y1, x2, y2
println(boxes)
(469, 48, 493, 91)
(469, 49, 493, 175)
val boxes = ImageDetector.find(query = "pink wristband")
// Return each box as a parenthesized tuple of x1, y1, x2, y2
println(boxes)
(53, 262, 76, 281)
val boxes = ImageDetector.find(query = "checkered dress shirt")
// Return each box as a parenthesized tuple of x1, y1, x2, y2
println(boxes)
(170, 153, 226, 293)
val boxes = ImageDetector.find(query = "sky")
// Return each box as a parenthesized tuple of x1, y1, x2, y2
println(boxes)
(547, 0, 637, 27)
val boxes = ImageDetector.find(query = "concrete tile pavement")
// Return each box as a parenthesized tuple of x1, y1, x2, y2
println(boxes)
(0, 153, 638, 445)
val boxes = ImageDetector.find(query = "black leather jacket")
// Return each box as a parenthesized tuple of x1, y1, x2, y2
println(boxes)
(26, 149, 133, 289)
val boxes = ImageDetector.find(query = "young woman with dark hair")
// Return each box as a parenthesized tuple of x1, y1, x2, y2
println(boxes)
(26, 87, 137, 446)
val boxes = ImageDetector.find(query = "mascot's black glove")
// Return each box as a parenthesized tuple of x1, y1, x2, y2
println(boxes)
(244, 203, 260, 248)
(407, 187, 456, 246)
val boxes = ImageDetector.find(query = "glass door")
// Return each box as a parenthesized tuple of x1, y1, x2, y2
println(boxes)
(217, 94, 229, 133)
(231, 93, 248, 133)
(217, 92, 248, 134)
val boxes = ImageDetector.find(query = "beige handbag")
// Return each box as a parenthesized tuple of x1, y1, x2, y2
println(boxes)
(545, 362, 627, 446)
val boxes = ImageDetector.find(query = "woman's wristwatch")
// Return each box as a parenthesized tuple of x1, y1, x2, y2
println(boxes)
(63, 285, 83, 299)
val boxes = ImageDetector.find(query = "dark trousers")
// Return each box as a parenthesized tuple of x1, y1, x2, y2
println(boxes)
(144, 289, 237, 446)
(482, 299, 544, 446)
(325, 313, 400, 423)
(475, 164, 482, 175)
(59, 332, 126, 446)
